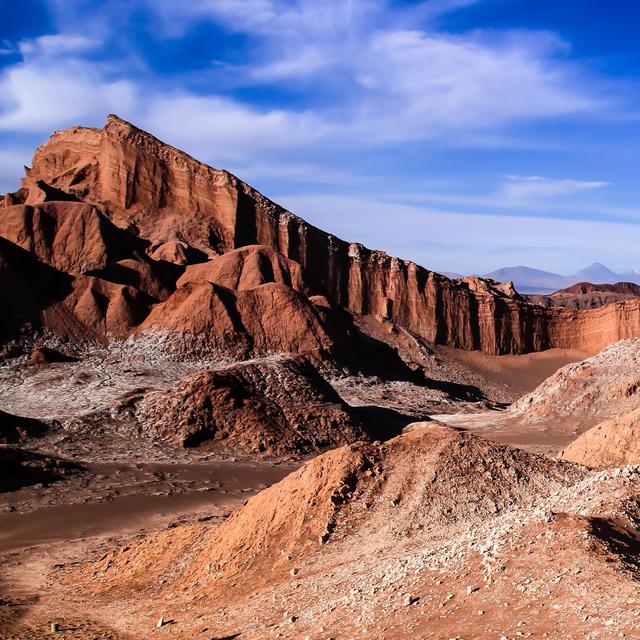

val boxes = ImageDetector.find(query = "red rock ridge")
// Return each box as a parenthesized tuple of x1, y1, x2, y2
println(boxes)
(4, 114, 640, 355)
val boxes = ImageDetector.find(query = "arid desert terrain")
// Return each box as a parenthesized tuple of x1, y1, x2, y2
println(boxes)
(1, 116, 640, 640)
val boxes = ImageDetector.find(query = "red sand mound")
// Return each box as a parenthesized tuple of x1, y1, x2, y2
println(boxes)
(69, 425, 640, 638)
(135, 355, 365, 453)
(84, 425, 584, 598)
(139, 281, 342, 358)
(176, 244, 306, 292)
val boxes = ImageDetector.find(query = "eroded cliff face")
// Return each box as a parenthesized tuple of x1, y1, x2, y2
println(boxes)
(3, 114, 640, 355)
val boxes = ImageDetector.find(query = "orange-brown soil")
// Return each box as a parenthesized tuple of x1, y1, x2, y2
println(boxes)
(560, 406, 640, 467)
(17, 425, 636, 640)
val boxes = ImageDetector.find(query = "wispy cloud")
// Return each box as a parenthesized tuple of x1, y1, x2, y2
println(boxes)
(0, 0, 615, 148)
(500, 175, 611, 204)
(18, 34, 100, 56)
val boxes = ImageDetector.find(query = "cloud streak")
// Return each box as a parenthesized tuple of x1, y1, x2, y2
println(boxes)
(0, 0, 614, 148)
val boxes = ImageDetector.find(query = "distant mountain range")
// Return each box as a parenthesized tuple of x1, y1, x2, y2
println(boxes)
(481, 263, 640, 294)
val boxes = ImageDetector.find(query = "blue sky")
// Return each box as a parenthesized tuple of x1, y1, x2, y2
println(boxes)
(2, 0, 640, 275)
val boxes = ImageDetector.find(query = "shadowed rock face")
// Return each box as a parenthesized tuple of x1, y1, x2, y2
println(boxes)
(0, 409, 48, 444)
(2, 114, 640, 355)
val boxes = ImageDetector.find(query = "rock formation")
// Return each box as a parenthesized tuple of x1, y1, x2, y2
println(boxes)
(560, 407, 640, 467)
(2, 115, 640, 356)
(510, 337, 640, 426)
(134, 355, 365, 453)
(526, 281, 640, 310)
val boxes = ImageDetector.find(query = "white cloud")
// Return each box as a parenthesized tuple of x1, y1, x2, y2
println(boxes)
(141, 94, 329, 162)
(0, 61, 136, 132)
(0, 0, 614, 153)
(18, 34, 99, 57)
(396, 174, 615, 214)
(348, 30, 601, 141)
(499, 175, 611, 204)
(141, 0, 607, 142)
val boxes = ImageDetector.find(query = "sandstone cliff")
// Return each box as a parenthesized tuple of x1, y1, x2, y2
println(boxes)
(3, 114, 640, 355)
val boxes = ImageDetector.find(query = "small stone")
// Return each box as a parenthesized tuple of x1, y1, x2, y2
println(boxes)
(403, 594, 419, 606)
(156, 617, 164, 628)
(51, 622, 61, 633)
(478, 610, 484, 616)
(290, 568, 299, 576)
(286, 615, 297, 624)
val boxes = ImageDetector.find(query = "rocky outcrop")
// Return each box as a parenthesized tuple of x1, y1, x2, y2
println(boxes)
(134, 356, 365, 454)
(527, 281, 640, 310)
(3, 114, 640, 355)
(510, 338, 640, 426)
(560, 407, 640, 468)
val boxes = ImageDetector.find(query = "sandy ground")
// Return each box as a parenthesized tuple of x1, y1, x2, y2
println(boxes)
(438, 347, 590, 397)
(0, 447, 294, 639)
(431, 348, 590, 456)
(0, 345, 591, 638)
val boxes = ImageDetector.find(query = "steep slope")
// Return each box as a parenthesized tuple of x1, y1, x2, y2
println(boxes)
(560, 407, 640, 467)
(134, 355, 365, 453)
